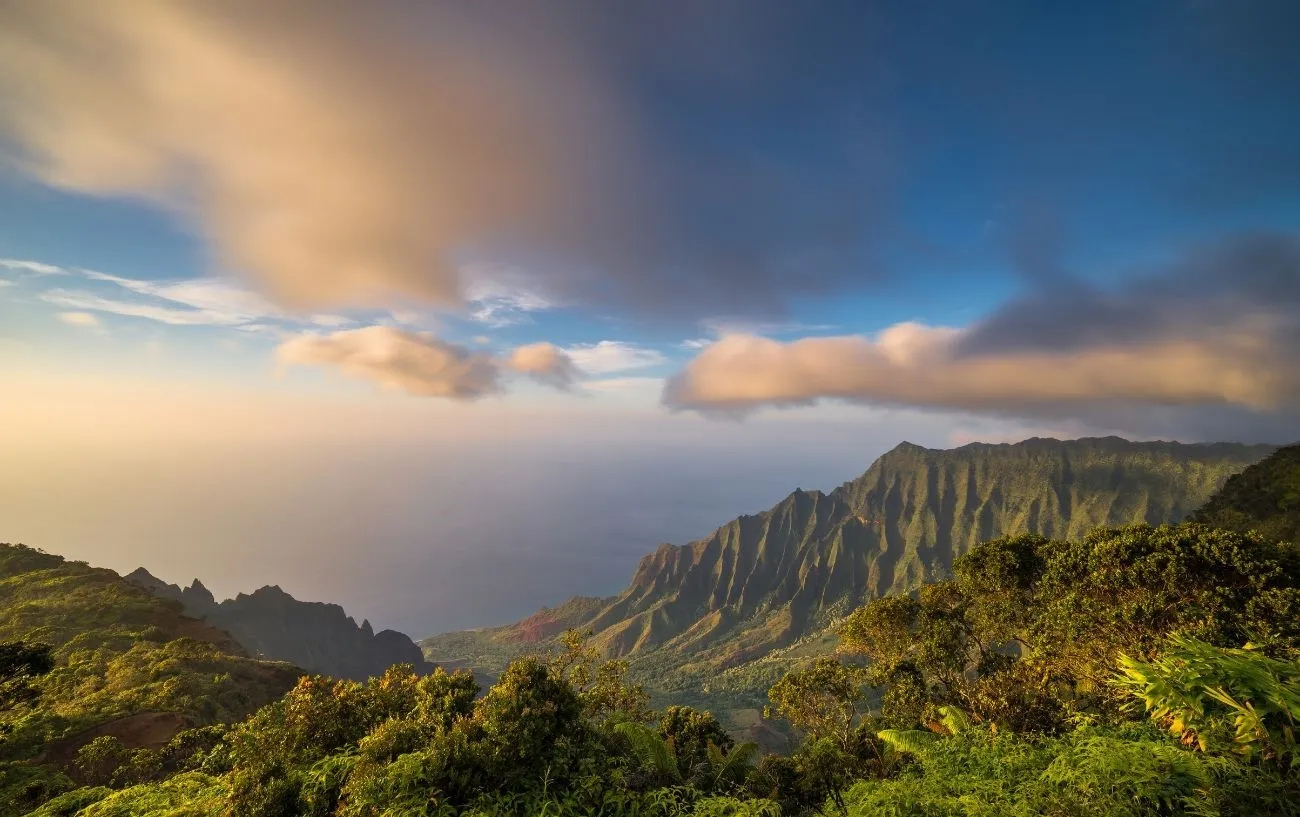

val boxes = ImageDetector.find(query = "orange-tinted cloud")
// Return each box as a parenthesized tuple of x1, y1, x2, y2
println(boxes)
(278, 327, 501, 399)
(0, 2, 618, 310)
(277, 328, 582, 398)
(664, 320, 1299, 417)
(507, 343, 580, 390)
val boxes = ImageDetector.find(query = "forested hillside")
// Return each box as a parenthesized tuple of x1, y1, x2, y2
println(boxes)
(1192, 443, 1300, 545)
(0, 544, 301, 812)
(424, 437, 1273, 704)
(126, 568, 431, 681)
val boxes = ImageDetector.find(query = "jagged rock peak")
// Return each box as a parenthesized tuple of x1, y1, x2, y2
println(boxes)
(127, 570, 433, 680)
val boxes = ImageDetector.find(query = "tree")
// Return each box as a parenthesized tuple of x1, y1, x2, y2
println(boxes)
(74, 735, 130, 787)
(474, 656, 591, 784)
(838, 524, 1300, 733)
(1191, 443, 1300, 546)
(766, 657, 868, 749)
(659, 705, 734, 780)
(548, 629, 650, 724)
(0, 640, 53, 724)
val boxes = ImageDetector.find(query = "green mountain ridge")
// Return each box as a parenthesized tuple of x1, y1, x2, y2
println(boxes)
(1191, 443, 1300, 545)
(424, 437, 1275, 687)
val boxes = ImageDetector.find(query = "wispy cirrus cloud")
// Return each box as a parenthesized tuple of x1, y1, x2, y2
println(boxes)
(698, 317, 838, 338)
(463, 265, 560, 328)
(10, 258, 352, 332)
(39, 289, 249, 327)
(563, 341, 667, 376)
(0, 258, 65, 276)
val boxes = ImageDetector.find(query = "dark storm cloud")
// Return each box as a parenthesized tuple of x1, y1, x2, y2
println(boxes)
(957, 232, 1300, 357)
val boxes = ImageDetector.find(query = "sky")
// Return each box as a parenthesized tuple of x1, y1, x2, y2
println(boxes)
(1, 1, 1298, 635)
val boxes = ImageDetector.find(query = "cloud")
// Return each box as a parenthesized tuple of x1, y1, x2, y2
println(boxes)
(564, 341, 667, 376)
(698, 318, 838, 338)
(0, 2, 904, 322)
(507, 342, 580, 390)
(278, 327, 501, 399)
(664, 233, 1300, 435)
(0, 258, 65, 276)
(464, 265, 559, 327)
(277, 329, 587, 399)
(57, 311, 102, 328)
(0, 2, 619, 312)
(957, 232, 1300, 358)
(40, 289, 250, 326)
(24, 261, 352, 330)
(665, 324, 1296, 416)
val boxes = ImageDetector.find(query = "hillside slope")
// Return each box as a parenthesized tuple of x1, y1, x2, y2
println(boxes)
(126, 569, 431, 681)
(0, 543, 300, 799)
(425, 437, 1273, 680)
(1191, 443, 1300, 545)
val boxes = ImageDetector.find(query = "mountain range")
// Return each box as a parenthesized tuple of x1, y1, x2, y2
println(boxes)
(125, 569, 431, 681)
(422, 436, 1276, 713)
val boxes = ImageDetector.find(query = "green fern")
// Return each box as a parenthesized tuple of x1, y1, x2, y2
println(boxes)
(876, 729, 939, 756)
(1114, 635, 1300, 765)
(614, 720, 682, 783)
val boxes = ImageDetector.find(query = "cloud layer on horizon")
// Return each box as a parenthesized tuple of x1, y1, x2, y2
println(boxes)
(665, 233, 1300, 438)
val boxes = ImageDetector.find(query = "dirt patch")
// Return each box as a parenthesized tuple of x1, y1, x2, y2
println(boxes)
(41, 711, 194, 767)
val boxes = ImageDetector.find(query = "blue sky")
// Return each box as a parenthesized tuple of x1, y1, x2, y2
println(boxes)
(1, 1, 1297, 630)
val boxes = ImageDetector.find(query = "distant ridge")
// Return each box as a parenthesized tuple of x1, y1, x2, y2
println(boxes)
(127, 569, 432, 681)
(426, 436, 1275, 676)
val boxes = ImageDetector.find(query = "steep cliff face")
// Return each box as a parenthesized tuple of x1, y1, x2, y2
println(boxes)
(837, 437, 1272, 590)
(127, 570, 431, 681)
(437, 437, 1273, 669)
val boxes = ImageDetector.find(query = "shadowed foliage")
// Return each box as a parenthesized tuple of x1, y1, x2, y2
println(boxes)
(1192, 443, 1300, 545)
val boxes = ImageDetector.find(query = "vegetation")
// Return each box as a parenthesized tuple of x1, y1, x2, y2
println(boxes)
(4, 438, 1299, 814)
(1192, 443, 1300, 545)
(0, 544, 301, 815)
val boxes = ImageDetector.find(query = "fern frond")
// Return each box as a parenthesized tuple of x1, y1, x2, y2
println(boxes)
(614, 720, 681, 782)
(877, 728, 939, 755)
